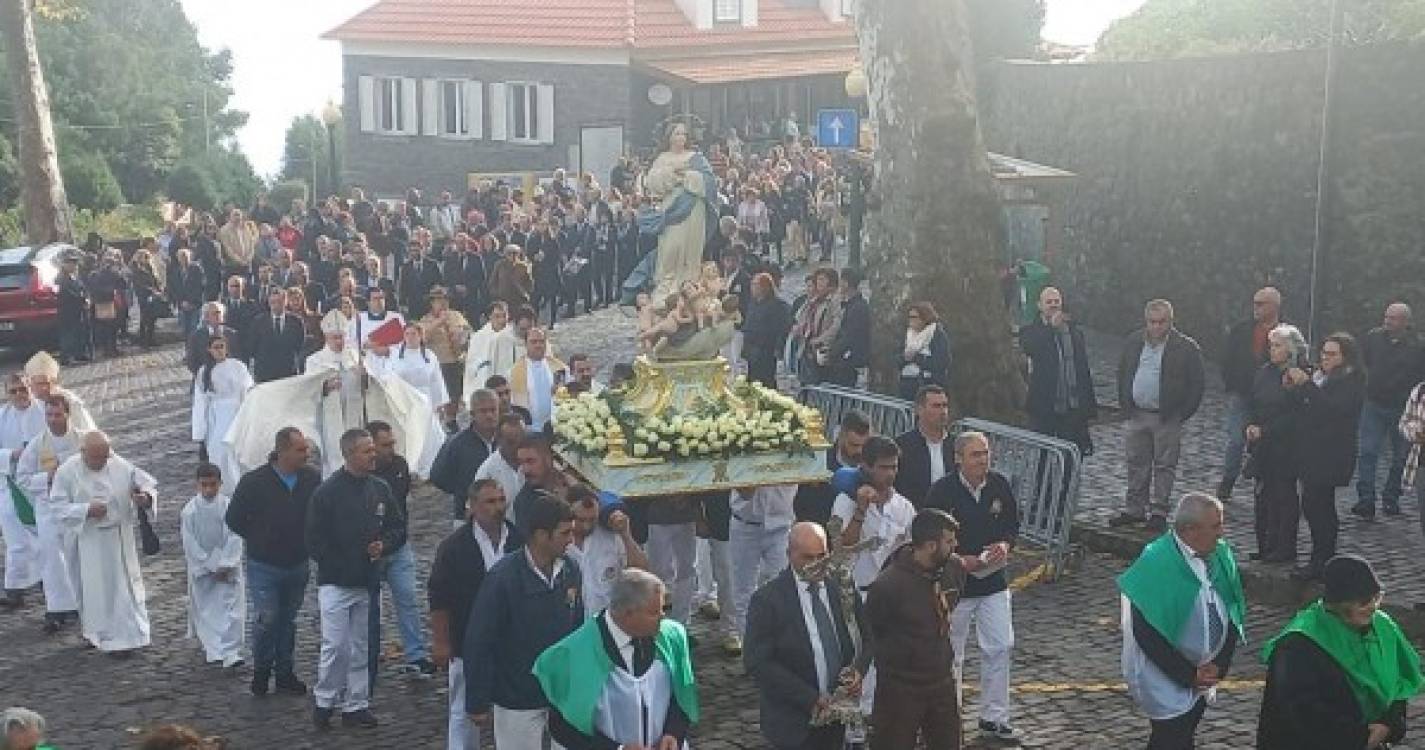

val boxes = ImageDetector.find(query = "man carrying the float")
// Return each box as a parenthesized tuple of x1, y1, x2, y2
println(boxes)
(535, 569, 699, 750)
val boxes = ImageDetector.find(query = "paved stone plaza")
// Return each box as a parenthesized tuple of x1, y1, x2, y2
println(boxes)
(4, 297, 1425, 747)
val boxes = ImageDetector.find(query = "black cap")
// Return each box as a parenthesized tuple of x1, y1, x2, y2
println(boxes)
(1322, 554, 1382, 604)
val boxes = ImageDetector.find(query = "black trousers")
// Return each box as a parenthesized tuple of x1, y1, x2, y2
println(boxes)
(1253, 473, 1300, 560)
(747, 351, 778, 389)
(1147, 697, 1207, 750)
(1301, 481, 1339, 568)
(778, 724, 845, 750)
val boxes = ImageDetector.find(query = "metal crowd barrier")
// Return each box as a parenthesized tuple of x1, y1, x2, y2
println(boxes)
(952, 417, 1082, 580)
(796, 384, 916, 442)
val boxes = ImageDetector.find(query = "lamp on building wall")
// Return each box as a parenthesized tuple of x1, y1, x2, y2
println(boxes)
(844, 66, 867, 99)
(320, 100, 342, 197)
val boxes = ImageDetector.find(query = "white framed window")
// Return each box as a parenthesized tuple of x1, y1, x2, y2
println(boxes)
(441, 80, 467, 135)
(358, 75, 416, 135)
(715, 0, 742, 22)
(490, 82, 554, 145)
(840, 0, 855, 15)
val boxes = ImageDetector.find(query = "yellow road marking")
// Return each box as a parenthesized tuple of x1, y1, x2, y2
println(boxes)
(962, 678, 1265, 695)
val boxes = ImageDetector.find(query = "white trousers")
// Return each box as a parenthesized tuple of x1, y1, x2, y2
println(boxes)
(647, 523, 697, 624)
(447, 657, 481, 750)
(950, 590, 1015, 724)
(493, 706, 565, 750)
(314, 585, 371, 712)
(0, 487, 39, 590)
(729, 518, 789, 636)
(695, 537, 734, 635)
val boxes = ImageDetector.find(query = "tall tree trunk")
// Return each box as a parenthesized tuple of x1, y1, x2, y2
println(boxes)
(855, 0, 1024, 422)
(1, 0, 73, 245)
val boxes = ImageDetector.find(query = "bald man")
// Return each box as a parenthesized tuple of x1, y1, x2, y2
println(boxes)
(1355, 302, 1425, 518)
(745, 522, 871, 750)
(50, 431, 159, 653)
(1219, 287, 1283, 499)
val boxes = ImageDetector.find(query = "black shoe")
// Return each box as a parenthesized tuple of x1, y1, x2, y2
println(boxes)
(979, 720, 1022, 745)
(410, 658, 437, 679)
(274, 672, 307, 695)
(1107, 512, 1142, 528)
(1350, 502, 1376, 520)
(1215, 479, 1234, 501)
(313, 706, 334, 731)
(1145, 515, 1169, 533)
(1383, 501, 1403, 517)
(250, 669, 271, 697)
(342, 709, 379, 728)
(1249, 552, 1265, 562)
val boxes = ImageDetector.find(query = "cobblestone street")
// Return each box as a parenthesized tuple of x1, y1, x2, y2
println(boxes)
(1, 298, 1424, 748)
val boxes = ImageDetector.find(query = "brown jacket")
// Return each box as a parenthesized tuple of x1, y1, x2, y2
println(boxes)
(420, 310, 472, 364)
(864, 544, 966, 687)
(489, 257, 533, 308)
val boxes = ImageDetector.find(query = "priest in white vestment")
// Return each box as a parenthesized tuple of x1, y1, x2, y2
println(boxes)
(191, 336, 254, 496)
(16, 393, 84, 629)
(181, 463, 246, 667)
(24, 351, 96, 432)
(51, 431, 158, 653)
(0, 372, 45, 605)
(463, 302, 522, 403)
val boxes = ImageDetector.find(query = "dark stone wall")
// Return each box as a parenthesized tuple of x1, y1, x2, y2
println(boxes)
(981, 43, 1425, 356)
(341, 56, 631, 197)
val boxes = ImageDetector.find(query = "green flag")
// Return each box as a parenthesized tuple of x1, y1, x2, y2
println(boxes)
(1118, 533, 1245, 647)
(7, 474, 35, 527)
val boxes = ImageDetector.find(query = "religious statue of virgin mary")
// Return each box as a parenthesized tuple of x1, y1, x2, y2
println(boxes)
(621, 120, 718, 304)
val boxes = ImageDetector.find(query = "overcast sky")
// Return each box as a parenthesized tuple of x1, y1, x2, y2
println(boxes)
(180, 0, 1148, 177)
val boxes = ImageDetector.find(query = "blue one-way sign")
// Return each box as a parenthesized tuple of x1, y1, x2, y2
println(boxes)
(817, 108, 859, 149)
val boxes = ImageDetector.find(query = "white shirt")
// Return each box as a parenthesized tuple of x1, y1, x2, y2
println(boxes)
(524, 546, 566, 589)
(830, 490, 916, 590)
(568, 526, 628, 617)
(794, 571, 835, 691)
(927, 438, 947, 485)
(473, 521, 510, 568)
(527, 358, 554, 429)
(473, 450, 525, 507)
(959, 471, 985, 503)
(604, 609, 636, 671)
(730, 484, 796, 528)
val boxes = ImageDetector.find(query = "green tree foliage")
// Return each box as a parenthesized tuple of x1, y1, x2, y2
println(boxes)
(1097, 0, 1425, 60)
(280, 114, 344, 201)
(59, 141, 123, 210)
(166, 161, 216, 212)
(267, 180, 309, 213)
(0, 0, 253, 206)
(966, 0, 1047, 61)
(0, 133, 17, 207)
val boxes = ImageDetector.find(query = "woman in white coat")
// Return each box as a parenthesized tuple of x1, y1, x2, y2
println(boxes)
(191, 335, 253, 496)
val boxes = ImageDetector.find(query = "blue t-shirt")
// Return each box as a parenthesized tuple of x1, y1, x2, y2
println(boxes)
(274, 468, 298, 492)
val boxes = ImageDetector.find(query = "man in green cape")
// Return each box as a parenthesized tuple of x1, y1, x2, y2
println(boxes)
(1118, 493, 1245, 749)
(1258, 554, 1423, 749)
(535, 568, 699, 749)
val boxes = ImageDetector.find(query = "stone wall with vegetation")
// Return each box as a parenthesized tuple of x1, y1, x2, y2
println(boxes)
(981, 42, 1425, 355)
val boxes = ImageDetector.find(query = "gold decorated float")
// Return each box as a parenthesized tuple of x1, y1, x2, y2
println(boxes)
(554, 357, 831, 498)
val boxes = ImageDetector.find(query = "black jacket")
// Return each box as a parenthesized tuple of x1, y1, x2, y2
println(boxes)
(225, 463, 320, 568)
(898, 325, 953, 400)
(398, 258, 443, 319)
(245, 312, 306, 382)
(1129, 603, 1237, 691)
(1222, 318, 1272, 397)
(186, 325, 241, 374)
(166, 263, 205, 311)
(1117, 328, 1206, 422)
(373, 454, 413, 551)
(893, 429, 955, 509)
(744, 567, 870, 749)
(829, 292, 871, 370)
(427, 519, 523, 649)
(1020, 318, 1096, 423)
(743, 295, 792, 360)
(1250, 363, 1305, 480)
(1296, 369, 1365, 488)
(430, 428, 496, 521)
(1362, 326, 1425, 410)
(1257, 632, 1407, 750)
(793, 449, 848, 525)
(305, 468, 406, 588)
(924, 471, 1020, 598)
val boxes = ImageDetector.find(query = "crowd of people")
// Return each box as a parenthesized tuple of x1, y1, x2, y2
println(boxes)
(6, 132, 1425, 750)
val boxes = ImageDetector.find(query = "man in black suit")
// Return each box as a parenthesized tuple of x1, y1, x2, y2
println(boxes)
(794, 410, 871, 524)
(398, 230, 443, 320)
(745, 522, 871, 750)
(827, 268, 871, 388)
(220, 275, 259, 356)
(246, 287, 307, 382)
(894, 385, 954, 508)
(186, 301, 242, 374)
(167, 248, 207, 337)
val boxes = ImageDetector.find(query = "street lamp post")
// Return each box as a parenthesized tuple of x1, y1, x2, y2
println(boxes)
(320, 100, 342, 199)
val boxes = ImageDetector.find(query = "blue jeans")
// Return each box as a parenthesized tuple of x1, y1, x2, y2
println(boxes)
(1357, 401, 1408, 507)
(368, 543, 428, 687)
(247, 559, 309, 676)
(1222, 393, 1251, 484)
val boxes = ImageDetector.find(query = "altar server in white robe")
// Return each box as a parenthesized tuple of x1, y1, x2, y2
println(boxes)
(181, 462, 246, 667)
(370, 323, 449, 417)
(347, 287, 405, 351)
(0, 372, 45, 606)
(191, 335, 253, 496)
(463, 302, 521, 404)
(24, 351, 96, 432)
(17, 393, 83, 630)
(51, 431, 158, 653)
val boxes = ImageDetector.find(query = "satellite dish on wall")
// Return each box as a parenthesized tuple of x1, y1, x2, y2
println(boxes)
(648, 83, 674, 107)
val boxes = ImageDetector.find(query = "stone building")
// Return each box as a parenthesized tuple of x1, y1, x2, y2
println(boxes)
(325, 0, 861, 197)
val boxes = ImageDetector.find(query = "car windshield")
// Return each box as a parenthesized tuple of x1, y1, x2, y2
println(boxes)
(0, 247, 34, 264)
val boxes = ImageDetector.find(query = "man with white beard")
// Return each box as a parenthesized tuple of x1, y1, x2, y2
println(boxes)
(16, 394, 84, 633)
(51, 431, 158, 655)
(0, 373, 44, 608)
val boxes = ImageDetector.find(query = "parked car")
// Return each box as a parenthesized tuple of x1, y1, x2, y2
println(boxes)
(0, 243, 78, 349)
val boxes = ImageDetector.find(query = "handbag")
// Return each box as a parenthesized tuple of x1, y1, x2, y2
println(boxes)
(137, 503, 161, 555)
(94, 301, 117, 321)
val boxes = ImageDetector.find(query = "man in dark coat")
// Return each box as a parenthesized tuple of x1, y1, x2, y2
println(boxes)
(56, 252, 92, 365)
(742, 273, 791, 389)
(1353, 302, 1425, 518)
(167, 248, 207, 338)
(245, 287, 307, 382)
(186, 301, 242, 375)
(1020, 286, 1097, 455)
(794, 411, 871, 525)
(745, 522, 872, 750)
(826, 268, 871, 388)
(894, 385, 955, 509)
(429, 389, 500, 525)
(1217, 286, 1282, 499)
(397, 233, 444, 321)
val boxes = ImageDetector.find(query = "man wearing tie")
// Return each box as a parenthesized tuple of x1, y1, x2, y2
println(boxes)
(745, 522, 871, 750)
(398, 231, 443, 320)
(186, 302, 241, 375)
(246, 288, 306, 382)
